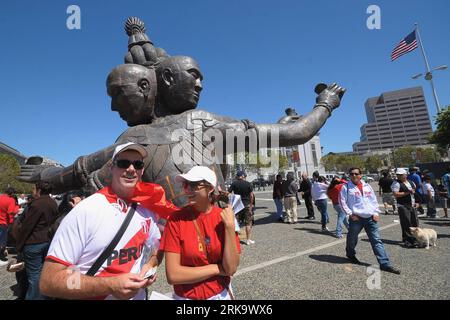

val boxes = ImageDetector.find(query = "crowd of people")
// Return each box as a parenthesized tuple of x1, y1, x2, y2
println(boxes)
(1, 142, 449, 299)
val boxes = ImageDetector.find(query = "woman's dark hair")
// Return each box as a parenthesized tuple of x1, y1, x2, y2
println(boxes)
(4, 187, 15, 196)
(318, 176, 326, 183)
(58, 190, 83, 215)
(328, 177, 343, 192)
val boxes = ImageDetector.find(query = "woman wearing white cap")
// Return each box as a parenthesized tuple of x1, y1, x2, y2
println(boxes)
(159, 166, 240, 300)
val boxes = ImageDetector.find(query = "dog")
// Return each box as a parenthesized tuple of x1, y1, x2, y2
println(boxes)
(409, 227, 437, 249)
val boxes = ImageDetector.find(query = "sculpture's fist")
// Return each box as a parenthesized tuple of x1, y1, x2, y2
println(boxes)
(315, 83, 346, 112)
(17, 156, 57, 183)
(123, 17, 169, 67)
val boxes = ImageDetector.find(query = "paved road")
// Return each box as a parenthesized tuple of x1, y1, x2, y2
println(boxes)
(1, 186, 449, 300)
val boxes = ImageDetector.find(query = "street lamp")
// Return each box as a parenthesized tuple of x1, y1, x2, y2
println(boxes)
(411, 65, 447, 113)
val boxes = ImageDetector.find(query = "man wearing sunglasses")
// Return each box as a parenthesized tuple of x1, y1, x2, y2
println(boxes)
(339, 167, 400, 275)
(40, 142, 172, 300)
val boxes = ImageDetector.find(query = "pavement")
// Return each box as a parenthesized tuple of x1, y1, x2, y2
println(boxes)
(1, 184, 449, 300)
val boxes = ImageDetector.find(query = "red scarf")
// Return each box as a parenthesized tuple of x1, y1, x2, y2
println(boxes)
(96, 182, 179, 219)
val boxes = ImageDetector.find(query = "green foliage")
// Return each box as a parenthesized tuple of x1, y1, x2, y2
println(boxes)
(429, 106, 450, 154)
(392, 146, 440, 167)
(321, 154, 365, 172)
(364, 156, 384, 173)
(0, 154, 34, 194)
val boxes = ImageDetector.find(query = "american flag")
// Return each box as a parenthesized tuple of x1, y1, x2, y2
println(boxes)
(391, 30, 418, 61)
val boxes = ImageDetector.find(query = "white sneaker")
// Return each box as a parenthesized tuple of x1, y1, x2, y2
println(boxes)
(246, 240, 255, 245)
(0, 259, 9, 267)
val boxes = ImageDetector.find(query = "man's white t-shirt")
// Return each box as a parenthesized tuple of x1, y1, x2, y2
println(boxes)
(311, 182, 329, 201)
(424, 182, 435, 198)
(46, 193, 161, 300)
(391, 180, 416, 206)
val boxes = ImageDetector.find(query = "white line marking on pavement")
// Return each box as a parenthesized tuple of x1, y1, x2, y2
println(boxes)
(233, 222, 399, 277)
(255, 198, 386, 208)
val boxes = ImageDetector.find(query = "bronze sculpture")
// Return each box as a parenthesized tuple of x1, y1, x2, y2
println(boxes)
(19, 17, 346, 208)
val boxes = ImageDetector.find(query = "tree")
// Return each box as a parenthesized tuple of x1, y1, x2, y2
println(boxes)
(321, 154, 365, 172)
(0, 154, 34, 194)
(429, 106, 450, 155)
(392, 146, 440, 167)
(364, 155, 383, 173)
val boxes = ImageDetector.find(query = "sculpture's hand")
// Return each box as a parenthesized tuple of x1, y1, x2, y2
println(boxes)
(314, 83, 346, 114)
(17, 156, 61, 183)
(125, 42, 159, 67)
(124, 18, 169, 67)
(18, 164, 52, 183)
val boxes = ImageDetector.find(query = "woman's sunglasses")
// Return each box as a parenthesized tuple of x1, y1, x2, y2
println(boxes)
(182, 181, 208, 192)
(114, 159, 145, 170)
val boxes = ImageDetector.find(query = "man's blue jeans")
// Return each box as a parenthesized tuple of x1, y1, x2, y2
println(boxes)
(333, 204, 349, 237)
(346, 216, 391, 267)
(274, 198, 284, 219)
(0, 224, 8, 251)
(314, 199, 329, 228)
(23, 242, 50, 300)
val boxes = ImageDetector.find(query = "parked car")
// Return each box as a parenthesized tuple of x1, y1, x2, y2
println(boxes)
(252, 178, 268, 190)
(362, 175, 374, 183)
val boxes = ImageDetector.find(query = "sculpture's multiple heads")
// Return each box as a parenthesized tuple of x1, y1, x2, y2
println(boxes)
(108, 18, 204, 125)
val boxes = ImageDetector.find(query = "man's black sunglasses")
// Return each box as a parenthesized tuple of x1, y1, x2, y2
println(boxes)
(114, 159, 145, 170)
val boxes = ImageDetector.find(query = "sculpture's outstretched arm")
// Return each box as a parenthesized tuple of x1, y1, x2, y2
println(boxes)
(206, 83, 345, 153)
(18, 144, 119, 194)
(256, 83, 345, 147)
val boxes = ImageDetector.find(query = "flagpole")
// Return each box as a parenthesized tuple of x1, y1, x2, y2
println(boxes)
(414, 23, 442, 113)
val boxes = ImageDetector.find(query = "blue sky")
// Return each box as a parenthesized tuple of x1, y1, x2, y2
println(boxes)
(1, 0, 449, 166)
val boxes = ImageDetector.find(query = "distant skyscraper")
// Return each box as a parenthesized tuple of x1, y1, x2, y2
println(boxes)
(353, 86, 432, 154)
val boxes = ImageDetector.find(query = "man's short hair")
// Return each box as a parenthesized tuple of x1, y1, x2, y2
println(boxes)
(4, 187, 15, 196)
(36, 181, 53, 195)
(236, 170, 246, 178)
(348, 167, 361, 174)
